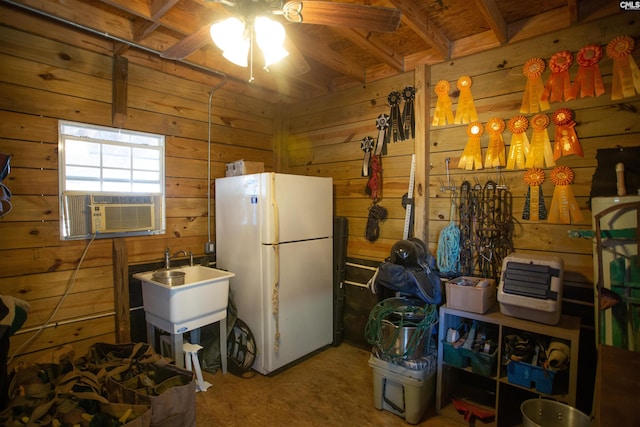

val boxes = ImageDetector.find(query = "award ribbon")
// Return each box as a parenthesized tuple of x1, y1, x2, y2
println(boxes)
(522, 168, 547, 221)
(541, 50, 574, 103)
(458, 121, 484, 170)
(506, 115, 530, 170)
(548, 166, 584, 224)
(571, 44, 605, 99)
(485, 117, 506, 168)
(432, 80, 454, 126)
(361, 136, 374, 177)
(606, 35, 640, 100)
(454, 76, 478, 124)
(521, 58, 550, 113)
(526, 113, 555, 168)
(551, 108, 582, 161)
(402, 86, 416, 139)
(375, 113, 390, 156)
(387, 90, 405, 142)
(367, 154, 383, 202)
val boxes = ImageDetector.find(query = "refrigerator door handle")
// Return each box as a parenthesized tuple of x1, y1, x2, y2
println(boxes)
(272, 244, 280, 353)
(271, 174, 281, 352)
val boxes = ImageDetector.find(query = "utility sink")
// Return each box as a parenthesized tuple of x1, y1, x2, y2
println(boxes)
(134, 265, 235, 334)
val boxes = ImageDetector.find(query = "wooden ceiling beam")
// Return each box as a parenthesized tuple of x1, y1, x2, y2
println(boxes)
(474, 0, 508, 44)
(288, 29, 366, 83)
(150, 0, 180, 21)
(388, 0, 450, 59)
(334, 27, 404, 72)
(160, 24, 212, 59)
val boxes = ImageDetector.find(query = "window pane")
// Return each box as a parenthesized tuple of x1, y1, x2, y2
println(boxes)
(133, 183, 160, 193)
(66, 140, 100, 166)
(103, 145, 131, 168)
(66, 180, 101, 191)
(103, 168, 131, 181)
(133, 170, 159, 182)
(66, 166, 100, 180)
(133, 147, 160, 171)
(103, 181, 132, 192)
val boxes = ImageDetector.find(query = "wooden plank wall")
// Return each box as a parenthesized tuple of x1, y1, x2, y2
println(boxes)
(0, 5, 274, 367)
(286, 71, 419, 261)
(428, 13, 640, 326)
(285, 12, 640, 371)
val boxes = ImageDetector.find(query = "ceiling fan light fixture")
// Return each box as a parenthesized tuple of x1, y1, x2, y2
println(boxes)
(255, 16, 289, 68)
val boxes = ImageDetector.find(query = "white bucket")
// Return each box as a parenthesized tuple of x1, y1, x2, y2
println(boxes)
(521, 399, 591, 427)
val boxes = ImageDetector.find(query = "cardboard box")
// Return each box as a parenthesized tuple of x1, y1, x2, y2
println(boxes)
(446, 276, 496, 314)
(225, 160, 264, 177)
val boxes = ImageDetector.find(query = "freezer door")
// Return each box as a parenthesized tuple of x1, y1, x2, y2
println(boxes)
(261, 173, 333, 244)
(258, 238, 333, 374)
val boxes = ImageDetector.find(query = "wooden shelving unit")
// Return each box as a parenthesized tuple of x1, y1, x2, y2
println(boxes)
(436, 304, 581, 426)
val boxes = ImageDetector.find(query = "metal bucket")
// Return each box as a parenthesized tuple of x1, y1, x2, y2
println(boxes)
(152, 270, 185, 286)
(380, 319, 434, 359)
(521, 399, 591, 427)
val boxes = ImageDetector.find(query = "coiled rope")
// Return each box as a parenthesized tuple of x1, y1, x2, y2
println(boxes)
(365, 298, 438, 359)
(437, 194, 461, 275)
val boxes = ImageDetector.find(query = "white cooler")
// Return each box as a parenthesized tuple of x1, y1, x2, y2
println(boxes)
(497, 253, 563, 325)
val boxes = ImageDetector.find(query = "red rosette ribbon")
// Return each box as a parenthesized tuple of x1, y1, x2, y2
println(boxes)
(526, 113, 555, 168)
(454, 76, 478, 124)
(571, 44, 605, 99)
(458, 121, 484, 170)
(520, 58, 550, 114)
(485, 117, 506, 168)
(541, 50, 575, 103)
(432, 80, 454, 126)
(506, 115, 530, 170)
(548, 166, 584, 224)
(551, 108, 583, 161)
(606, 35, 640, 100)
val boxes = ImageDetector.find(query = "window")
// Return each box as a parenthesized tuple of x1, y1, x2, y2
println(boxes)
(58, 121, 165, 239)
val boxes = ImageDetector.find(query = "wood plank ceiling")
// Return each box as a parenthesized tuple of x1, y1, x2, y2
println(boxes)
(2, 0, 623, 103)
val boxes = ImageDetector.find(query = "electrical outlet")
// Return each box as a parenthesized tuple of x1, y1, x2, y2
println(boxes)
(205, 242, 215, 254)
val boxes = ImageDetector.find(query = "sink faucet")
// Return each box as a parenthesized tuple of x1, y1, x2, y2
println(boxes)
(165, 248, 188, 269)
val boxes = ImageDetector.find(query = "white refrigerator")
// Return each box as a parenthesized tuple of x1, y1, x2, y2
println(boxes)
(215, 172, 334, 374)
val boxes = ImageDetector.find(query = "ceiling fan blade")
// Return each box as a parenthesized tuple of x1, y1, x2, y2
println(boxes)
(160, 25, 212, 60)
(282, 1, 401, 33)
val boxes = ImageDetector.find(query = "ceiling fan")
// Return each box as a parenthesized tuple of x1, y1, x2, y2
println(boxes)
(160, 0, 402, 65)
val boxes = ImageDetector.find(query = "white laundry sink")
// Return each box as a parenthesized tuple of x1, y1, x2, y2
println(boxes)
(134, 265, 235, 334)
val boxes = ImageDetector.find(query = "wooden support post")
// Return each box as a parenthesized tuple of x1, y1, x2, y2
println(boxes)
(413, 63, 429, 243)
(112, 55, 128, 128)
(112, 238, 130, 343)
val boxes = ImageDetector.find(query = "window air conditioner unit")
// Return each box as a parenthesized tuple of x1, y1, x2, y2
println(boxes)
(61, 192, 158, 239)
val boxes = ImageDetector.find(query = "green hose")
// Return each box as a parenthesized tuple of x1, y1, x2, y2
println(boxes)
(365, 298, 438, 359)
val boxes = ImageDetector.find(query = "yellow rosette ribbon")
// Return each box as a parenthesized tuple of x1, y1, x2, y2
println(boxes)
(548, 166, 584, 224)
(526, 113, 555, 168)
(485, 117, 506, 168)
(606, 35, 640, 100)
(432, 80, 454, 126)
(571, 44, 605, 99)
(506, 115, 530, 170)
(458, 121, 484, 170)
(520, 58, 551, 114)
(551, 108, 583, 161)
(454, 76, 478, 124)
(523, 168, 547, 221)
(541, 50, 574, 103)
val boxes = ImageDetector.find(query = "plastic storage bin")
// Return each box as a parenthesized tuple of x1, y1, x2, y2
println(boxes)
(468, 347, 498, 377)
(507, 360, 557, 394)
(369, 355, 436, 424)
(442, 341, 470, 369)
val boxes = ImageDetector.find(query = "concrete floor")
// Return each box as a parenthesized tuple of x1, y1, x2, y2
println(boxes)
(195, 343, 466, 426)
